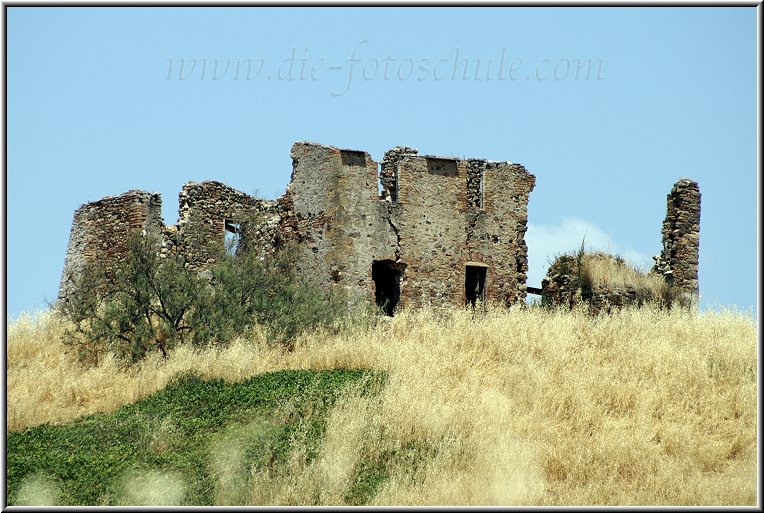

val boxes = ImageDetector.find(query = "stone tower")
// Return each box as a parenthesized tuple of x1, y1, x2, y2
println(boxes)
(652, 178, 701, 308)
(58, 190, 164, 302)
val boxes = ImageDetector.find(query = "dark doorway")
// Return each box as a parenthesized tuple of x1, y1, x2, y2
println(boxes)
(465, 265, 487, 306)
(372, 260, 403, 316)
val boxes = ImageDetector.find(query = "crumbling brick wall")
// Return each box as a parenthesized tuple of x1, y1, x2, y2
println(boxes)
(379, 146, 417, 202)
(279, 142, 535, 310)
(540, 255, 582, 309)
(464, 159, 535, 305)
(281, 142, 398, 306)
(58, 190, 163, 301)
(383, 153, 535, 308)
(392, 154, 468, 307)
(58, 141, 536, 313)
(651, 179, 701, 308)
(58, 182, 276, 302)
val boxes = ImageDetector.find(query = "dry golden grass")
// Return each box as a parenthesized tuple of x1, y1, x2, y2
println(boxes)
(580, 252, 668, 298)
(6, 304, 758, 506)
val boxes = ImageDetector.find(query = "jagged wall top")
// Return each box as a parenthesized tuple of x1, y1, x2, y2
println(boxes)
(58, 141, 536, 312)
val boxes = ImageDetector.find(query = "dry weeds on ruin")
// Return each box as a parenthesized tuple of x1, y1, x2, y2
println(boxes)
(583, 253, 666, 294)
(7, 305, 757, 506)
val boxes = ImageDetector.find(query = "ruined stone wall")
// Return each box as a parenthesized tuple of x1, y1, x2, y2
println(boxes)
(391, 155, 468, 307)
(58, 190, 163, 301)
(542, 179, 700, 313)
(58, 145, 700, 317)
(59, 142, 536, 313)
(283, 142, 397, 305)
(465, 160, 535, 305)
(541, 254, 656, 315)
(379, 146, 418, 202)
(540, 255, 582, 309)
(652, 179, 701, 308)
(174, 181, 277, 271)
(385, 155, 535, 308)
(58, 182, 276, 301)
(279, 143, 535, 311)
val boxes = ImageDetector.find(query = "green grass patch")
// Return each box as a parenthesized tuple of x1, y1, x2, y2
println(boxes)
(7, 369, 381, 506)
(344, 439, 439, 505)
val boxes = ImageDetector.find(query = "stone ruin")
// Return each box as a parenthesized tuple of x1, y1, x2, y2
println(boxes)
(651, 179, 702, 308)
(540, 178, 701, 312)
(58, 141, 536, 314)
(58, 141, 700, 315)
(540, 252, 668, 315)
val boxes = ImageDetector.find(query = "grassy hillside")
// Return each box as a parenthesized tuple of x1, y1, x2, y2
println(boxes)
(7, 369, 381, 505)
(6, 304, 758, 505)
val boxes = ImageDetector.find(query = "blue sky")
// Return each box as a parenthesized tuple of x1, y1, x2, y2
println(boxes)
(6, 7, 758, 318)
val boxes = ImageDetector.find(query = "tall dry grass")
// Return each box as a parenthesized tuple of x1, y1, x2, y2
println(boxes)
(6, 304, 758, 505)
(581, 252, 668, 298)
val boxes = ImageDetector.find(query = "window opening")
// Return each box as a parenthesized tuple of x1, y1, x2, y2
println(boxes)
(224, 219, 241, 256)
(426, 158, 458, 176)
(340, 150, 366, 167)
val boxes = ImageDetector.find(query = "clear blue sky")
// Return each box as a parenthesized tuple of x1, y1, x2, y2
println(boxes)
(6, 7, 758, 318)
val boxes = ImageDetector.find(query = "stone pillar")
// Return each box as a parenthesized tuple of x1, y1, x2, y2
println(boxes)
(653, 179, 701, 308)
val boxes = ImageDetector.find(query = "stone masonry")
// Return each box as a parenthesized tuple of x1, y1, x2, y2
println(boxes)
(58, 190, 164, 300)
(171, 181, 279, 272)
(268, 142, 535, 310)
(58, 182, 279, 301)
(651, 178, 701, 308)
(58, 142, 536, 313)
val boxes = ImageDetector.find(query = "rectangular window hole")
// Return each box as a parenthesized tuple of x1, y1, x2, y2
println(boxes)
(426, 158, 458, 176)
(340, 150, 367, 167)
(224, 219, 241, 255)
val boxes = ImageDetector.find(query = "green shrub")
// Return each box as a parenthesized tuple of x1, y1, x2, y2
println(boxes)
(198, 242, 347, 351)
(58, 232, 348, 364)
(58, 233, 206, 364)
